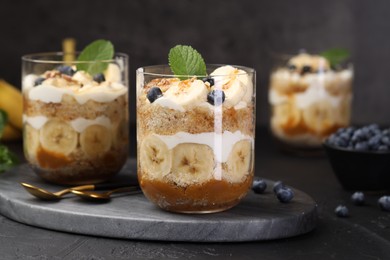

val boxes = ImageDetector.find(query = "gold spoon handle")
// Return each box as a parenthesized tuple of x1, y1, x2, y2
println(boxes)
(107, 186, 141, 196)
(57, 184, 94, 196)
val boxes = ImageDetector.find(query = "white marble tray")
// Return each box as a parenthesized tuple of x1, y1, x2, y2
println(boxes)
(0, 159, 317, 242)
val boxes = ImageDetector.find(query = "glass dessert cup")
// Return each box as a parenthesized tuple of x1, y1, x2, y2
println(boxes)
(22, 52, 129, 185)
(268, 53, 353, 156)
(137, 65, 256, 213)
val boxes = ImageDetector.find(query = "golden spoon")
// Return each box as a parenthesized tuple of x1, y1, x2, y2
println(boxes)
(20, 182, 137, 201)
(71, 186, 141, 202)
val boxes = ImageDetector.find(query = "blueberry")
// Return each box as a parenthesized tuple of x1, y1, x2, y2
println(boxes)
(345, 127, 356, 136)
(378, 145, 389, 151)
(57, 65, 75, 76)
(335, 205, 349, 217)
(381, 136, 390, 145)
(34, 77, 45, 86)
(252, 179, 267, 194)
(351, 130, 365, 144)
(378, 196, 390, 211)
(368, 123, 380, 130)
(93, 73, 105, 83)
(361, 127, 371, 137)
(207, 90, 225, 106)
(355, 142, 369, 151)
(202, 77, 215, 86)
(368, 135, 382, 150)
(367, 124, 380, 136)
(353, 129, 366, 140)
(273, 181, 285, 193)
(336, 128, 345, 135)
(276, 187, 294, 203)
(382, 129, 390, 136)
(301, 65, 312, 74)
(326, 134, 337, 145)
(146, 87, 163, 103)
(287, 64, 297, 71)
(351, 192, 365, 205)
(335, 138, 348, 148)
(339, 132, 351, 140)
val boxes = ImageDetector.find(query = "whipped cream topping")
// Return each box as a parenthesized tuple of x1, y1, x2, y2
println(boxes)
(23, 115, 48, 130)
(23, 62, 127, 105)
(23, 74, 38, 89)
(24, 115, 113, 132)
(295, 83, 342, 109)
(70, 116, 112, 133)
(145, 65, 253, 112)
(26, 77, 127, 104)
(154, 130, 253, 163)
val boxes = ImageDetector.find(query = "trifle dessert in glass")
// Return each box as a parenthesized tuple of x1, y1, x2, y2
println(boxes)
(137, 45, 255, 213)
(269, 51, 353, 154)
(22, 40, 129, 185)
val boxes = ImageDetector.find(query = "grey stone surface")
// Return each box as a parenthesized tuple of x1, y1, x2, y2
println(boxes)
(1, 0, 389, 126)
(0, 159, 317, 242)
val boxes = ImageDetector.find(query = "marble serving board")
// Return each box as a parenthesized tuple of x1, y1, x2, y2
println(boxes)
(0, 159, 318, 242)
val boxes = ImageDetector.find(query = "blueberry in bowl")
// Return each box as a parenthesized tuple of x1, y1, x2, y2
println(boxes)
(323, 124, 390, 191)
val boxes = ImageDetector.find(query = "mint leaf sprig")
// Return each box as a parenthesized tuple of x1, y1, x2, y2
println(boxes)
(0, 109, 19, 173)
(0, 145, 18, 173)
(168, 45, 207, 80)
(320, 48, 350, 68)
(76, 39, 114, 75)
(0, 110, 7, 137)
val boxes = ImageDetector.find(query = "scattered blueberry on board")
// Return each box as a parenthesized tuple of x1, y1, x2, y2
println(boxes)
(335, 205, 349, 217)
(252, 179, 267, 194)
(273, 181, 285, 193)
(276, 187, 294, 203)
(272, 181, 294, 203)
(378, 196, 390, 212)
(326, 124, 390, 152)
(147, 87, 163, 103)
(351, 192, 365, 206)
(251, 179, 294, 203)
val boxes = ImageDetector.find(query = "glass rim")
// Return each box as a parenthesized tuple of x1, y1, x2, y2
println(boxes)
(21, 52, 128, 64)
(137, 64, 255, 77)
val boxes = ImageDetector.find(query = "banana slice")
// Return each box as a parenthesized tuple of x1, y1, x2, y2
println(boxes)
(104, 63, 121, 83)
(80, 125, 112, 158)
(164, 79, 208, 109)
(272, 98, 301, 129)
(239, 72, 254, 104)
(302, 100, 336, 134)
(24, 124, 40, 160)
(211, 65, 247, 108)
(226, 140, 252, 183)
(171, 143, 214, 186)
(40, 119, 78, 156)
(139, 135, 172, 179)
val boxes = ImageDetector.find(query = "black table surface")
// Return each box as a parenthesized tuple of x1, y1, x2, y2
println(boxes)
(1, 127, 389, 260)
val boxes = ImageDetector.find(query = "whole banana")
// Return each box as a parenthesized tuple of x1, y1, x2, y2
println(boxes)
(0, 79, 23, 130)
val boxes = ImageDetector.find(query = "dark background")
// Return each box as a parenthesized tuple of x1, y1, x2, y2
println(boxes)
(1, 0, 389, 126)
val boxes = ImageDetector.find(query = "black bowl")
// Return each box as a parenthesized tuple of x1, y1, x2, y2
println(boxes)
(323, 142, 390, 191)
